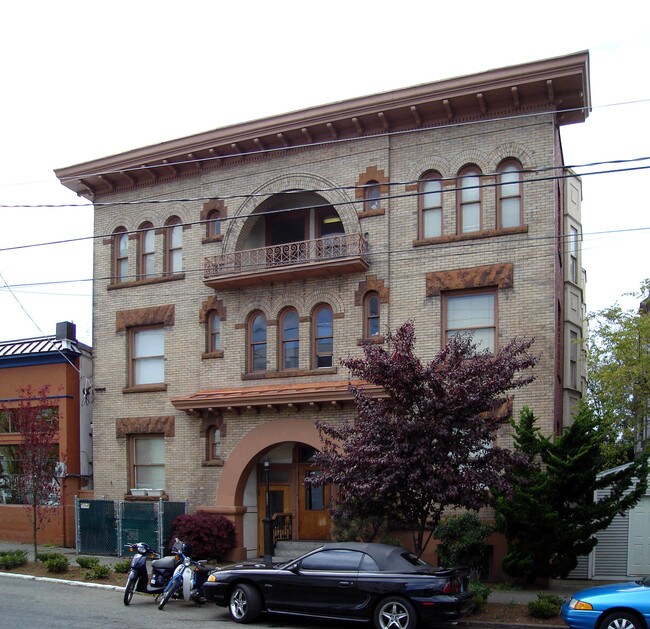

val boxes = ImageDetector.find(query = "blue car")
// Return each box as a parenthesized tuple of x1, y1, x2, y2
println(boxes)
(561, 578, 650, 629)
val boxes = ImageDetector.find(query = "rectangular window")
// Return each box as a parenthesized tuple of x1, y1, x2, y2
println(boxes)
(130, 327, 164, 385)
(569, 330, 578, 389)
(569, 226, 579, 283)
(444, 290, 496, 352)
(0, 410, 17, 433)
(132, 436, 165, 489)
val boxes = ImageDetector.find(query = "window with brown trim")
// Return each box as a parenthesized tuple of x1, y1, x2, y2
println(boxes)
(207, 426, 222, 461)
(569, 225, 580, 283)
(113, 227, 129, 283)
(279, 308, 299, 370)
(165, 217, 183, 274)
(569, 330, 578, 389)
(208, 311, 221, 353)
(497, 160, 523, 228)
(207, 210, 221, 238)
(129, 325, 165, 386)
(364, 181, 381, 213)
(130, 434, 165, 490)
(248, 311, 267, 372)
(364, 292, 381, 338)
(443, 289, 496, 353)
(137, 222, 156, 279)
(312, 304, 333, 368)
(457, 166, 482, 234)
(419, 172, 443, 239)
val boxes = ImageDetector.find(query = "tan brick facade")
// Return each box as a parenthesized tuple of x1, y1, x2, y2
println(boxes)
(56, 53, 589, 566)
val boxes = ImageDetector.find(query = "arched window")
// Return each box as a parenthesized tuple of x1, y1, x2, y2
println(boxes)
(364, 180, 381, 212)
(364, 292, 380, 338)
(207, 426, 222, 461)
(497, 160, 523, 228)
(312, 304, 333, 368)
(208, 210, 221, 238)
(419, 172, 443, 239)
(208, 311, 221, 353)
(279, 308, 299, 370)
(138, 222, 156, 278)
(248, 311, 267, 372)
(113, 227, 129, 283)
(458, 166, 482, 234)
(165, 217, 182, 274)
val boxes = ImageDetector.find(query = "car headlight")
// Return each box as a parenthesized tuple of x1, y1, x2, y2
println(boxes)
(569, 598, 593, 611)
(207, 574, 217, 582)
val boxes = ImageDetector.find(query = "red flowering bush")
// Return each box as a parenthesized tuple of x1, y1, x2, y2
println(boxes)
(169, 511, 236, 561)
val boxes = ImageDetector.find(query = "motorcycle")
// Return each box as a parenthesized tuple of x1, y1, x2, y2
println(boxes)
(123, 541, 180, 606)
(157, 538, 211, 610)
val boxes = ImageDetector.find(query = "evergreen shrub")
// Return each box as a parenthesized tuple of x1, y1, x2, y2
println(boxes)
(0, 550, 28, 569)
(528, 593, 564, 619)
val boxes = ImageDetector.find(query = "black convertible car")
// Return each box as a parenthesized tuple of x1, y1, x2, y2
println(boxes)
(203, 542, 475, 628)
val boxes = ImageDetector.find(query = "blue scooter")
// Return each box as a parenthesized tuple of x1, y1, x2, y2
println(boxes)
(123, 541, 179, 606)
(157, 538, 211, 610)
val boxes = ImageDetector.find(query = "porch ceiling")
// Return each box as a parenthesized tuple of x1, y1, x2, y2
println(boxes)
(171, 380, 384, 416)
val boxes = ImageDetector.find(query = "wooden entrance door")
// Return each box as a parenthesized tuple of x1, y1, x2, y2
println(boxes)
(257, 484, 291, 556)
(298, 465, 331, 540)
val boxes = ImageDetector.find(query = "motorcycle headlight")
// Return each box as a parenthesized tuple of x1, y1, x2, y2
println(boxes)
(184, 557, 191, 566)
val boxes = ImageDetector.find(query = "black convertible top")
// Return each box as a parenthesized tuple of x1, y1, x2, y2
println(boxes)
(318, 542, 443, 574)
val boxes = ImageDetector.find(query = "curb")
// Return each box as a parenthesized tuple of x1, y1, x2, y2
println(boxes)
(455, 622, 565, 629)
(0, 571, 124, 592)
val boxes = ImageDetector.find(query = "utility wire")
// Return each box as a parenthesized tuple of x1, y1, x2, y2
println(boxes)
(0, 159, 649, 254)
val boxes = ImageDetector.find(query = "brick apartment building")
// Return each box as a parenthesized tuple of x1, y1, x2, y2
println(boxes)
(55, 51, 590, 572)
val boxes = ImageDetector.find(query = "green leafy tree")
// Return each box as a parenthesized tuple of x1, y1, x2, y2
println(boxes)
(309, 321, 537, 556)
(587, 280, 650, 468)
(495, 405, 648, 583)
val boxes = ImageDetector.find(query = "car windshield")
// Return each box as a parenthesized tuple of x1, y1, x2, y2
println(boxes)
(401, 552, 430, 567)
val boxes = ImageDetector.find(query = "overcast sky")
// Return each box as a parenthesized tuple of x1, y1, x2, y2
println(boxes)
(0, 1, 648, 345)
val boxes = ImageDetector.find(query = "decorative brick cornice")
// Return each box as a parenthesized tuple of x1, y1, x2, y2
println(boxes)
(355, 275, 390, 306)
(426, 263, 514, 297)
(199, 297, 226, 324)
(355, 166, 389, 198)
(116, 304, 175, 332)
(116, 416, 175, 438)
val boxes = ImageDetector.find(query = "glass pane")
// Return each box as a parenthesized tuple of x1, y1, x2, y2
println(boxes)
(500, 171, 520, 197)
(367, 184, 380, 210)
(135, 466, 165, 489)
(368, 317, 380, 336)
(118, 233, 128, 256)
(253, 344, 267, 371)
(462, 203, 480, 232)
(211, 315, 221, 351)
(135, 356, 164, 384)
(171, 249, 182, 272)
(144, 230, 155, 253)
(144, 253, 155, 276)
(170, 225, 182, 248)
(316, 354, 333, 368)
(252, 315, 266, 343)
(367, 296, 379, 317)
(317, 338, 333, 356)
(134, 328, 163, 358)
(283, 341, 299, 369)
(135, 437, 164, 465)
(448, 328, 495, 353)
(422, 178, 441, 208)
(461, 172, 480, 202)
(283, 311, 299, 341)
(316, 308, 332, 337)
(118, 258, 128, 280)
(448, 293, 495, 328)
(423, 208, 442, 238)
(501, 198, 520, 227)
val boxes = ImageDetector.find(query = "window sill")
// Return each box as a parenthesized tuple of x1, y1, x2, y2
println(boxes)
(108, 273, 185, 290)
(124, 493, 169, 501)
(123, 384, 168, 394)
(357, 207, 385, 219)
(202, 458, 225, 467)
(242, 367, 338, 380)
(413, 225, 528, 247)
(202, 235, 224, 244)
(202, 350, 224, 360)
(357, 336, 385, 346)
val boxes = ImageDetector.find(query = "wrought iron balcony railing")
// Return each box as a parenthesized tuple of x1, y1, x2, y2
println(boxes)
(204, 233, 369, 289)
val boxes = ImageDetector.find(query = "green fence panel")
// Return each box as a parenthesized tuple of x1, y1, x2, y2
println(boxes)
(76, 498, 118, 555)
(120, 501, 158, 554)
(161, 500, 186, 554)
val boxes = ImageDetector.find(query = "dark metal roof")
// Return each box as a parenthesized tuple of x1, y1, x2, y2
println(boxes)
(0, 335, 81, 358)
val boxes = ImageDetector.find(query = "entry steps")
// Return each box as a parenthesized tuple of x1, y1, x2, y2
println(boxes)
(272, 540, 323, 561)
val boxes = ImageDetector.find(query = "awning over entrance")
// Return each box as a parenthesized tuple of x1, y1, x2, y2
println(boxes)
(171, 380, 384, 415)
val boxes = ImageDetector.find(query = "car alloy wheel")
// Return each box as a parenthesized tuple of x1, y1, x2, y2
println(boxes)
(602, 611, 642, 629)
(229, 583, 262, 623)
(374, 596, 417, 629)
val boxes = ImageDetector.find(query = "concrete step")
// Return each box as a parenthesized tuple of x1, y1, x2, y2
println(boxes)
(273, 540, 323, 560)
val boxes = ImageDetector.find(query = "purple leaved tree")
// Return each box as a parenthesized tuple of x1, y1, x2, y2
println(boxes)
(9, 385, 61, 560)
(310, 321, 537, 556)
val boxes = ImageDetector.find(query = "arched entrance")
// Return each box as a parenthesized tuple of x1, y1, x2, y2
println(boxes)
(214, 418, 332, 558)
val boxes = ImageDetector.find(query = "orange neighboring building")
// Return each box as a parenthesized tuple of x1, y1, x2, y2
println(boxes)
(0, 322, 93, 547)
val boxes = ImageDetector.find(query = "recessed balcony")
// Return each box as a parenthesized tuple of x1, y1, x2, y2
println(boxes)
(204, 232, 369, 290)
